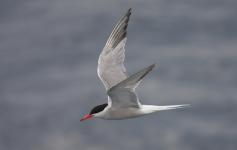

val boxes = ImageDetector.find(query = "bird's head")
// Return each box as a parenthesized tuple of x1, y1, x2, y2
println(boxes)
(80, 103, 108, 122)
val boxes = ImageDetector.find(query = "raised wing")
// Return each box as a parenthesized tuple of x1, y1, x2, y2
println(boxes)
(97, 8, 132, 90)
(107, 64, 156, 108)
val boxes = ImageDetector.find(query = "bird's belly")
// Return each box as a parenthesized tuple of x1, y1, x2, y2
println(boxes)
(104, 107, 143, 120)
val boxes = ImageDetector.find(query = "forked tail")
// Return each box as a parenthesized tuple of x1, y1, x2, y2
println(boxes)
(156, 104, 190, 111)
(142, 104, 190, 114)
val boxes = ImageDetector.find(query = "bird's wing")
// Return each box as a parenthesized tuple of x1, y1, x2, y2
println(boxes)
(107, 64, 156, 108)
(97, 8, 131, 90)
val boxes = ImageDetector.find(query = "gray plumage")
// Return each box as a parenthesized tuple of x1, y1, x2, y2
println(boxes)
(81, 8, 190, 121)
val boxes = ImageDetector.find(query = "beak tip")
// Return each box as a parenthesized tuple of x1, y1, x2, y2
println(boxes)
(80, 118, 86, 122)
(80, 114, 92, 122)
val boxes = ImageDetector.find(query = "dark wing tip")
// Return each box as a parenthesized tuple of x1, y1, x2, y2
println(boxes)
(138, 64, 156, 81)
(150, 63, 156, 69)
(127, 8, 132, 17)
(124, 8, 132, 30)
(106, 8, 133, 49)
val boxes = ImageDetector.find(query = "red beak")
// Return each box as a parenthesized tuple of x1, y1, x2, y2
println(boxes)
(80, 114, 93, 122)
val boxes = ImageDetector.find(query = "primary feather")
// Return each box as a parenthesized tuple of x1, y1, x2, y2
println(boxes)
(97, 8, 131, 90)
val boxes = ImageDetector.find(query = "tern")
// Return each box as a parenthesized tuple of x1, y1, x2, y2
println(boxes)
(80, 8, 189, 122)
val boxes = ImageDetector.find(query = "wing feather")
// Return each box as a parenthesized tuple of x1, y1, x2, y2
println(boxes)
(97, 8, 132, 90)
(107, 64, 156, 108)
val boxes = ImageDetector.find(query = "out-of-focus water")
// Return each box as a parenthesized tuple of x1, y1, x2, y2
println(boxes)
(1, 0, 237, 150)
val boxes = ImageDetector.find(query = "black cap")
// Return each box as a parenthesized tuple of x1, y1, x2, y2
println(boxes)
(90, 103, 108, 115)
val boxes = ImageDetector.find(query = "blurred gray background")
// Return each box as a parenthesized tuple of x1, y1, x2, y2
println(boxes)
(1, 0, 237, 150)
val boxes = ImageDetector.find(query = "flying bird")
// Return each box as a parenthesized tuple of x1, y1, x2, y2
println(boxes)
(80, 8, 189, 121)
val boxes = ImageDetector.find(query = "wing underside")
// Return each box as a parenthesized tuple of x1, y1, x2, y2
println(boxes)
(97, 8, 132, 90)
